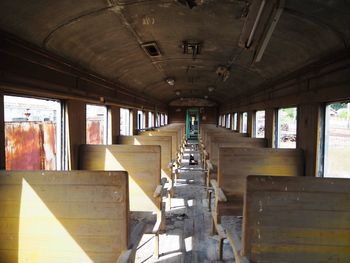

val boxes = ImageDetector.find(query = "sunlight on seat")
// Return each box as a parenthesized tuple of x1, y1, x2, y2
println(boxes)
(19, 178, 92, 263)
(134, 138, 141, 145)
(105, 148, 158, 212)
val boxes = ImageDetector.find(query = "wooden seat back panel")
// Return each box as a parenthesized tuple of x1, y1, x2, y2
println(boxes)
(243, 176, 350, 263)
(218, 148, 304, 197)
(0, 171, 128, 262)
(142, 131, 178, 159)
(79, 144, 161, 212)
(118, 136, 172, 180)
(209, 137, 267, 165)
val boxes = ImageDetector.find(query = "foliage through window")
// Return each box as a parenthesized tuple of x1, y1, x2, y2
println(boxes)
(277, 107, 297, 148)
(255, 111, 265, 138)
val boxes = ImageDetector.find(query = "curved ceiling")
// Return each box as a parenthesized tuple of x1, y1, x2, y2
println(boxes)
(0, 0, 349, 105)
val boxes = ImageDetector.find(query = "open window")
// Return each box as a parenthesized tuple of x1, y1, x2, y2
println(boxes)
(232, 113, 237, 131)
(148, 112, 154, 128)
(137, 110, 145, 130)
(86, 104, 107, 144)
(4, 95, 62, 170)
(161, 113, 165, 126)
(120, 108, 131, 135)
(277, 107, 297, 148)
(226, 113, 231, 128)
(242, 112, 248, 133)
(255, 110, 265, 138)
(324, 102, 350, 178)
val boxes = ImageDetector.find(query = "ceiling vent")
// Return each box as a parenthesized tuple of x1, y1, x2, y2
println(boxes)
(183, 41, 201, 60)
(141, 42, 161, 57)
(178, 0, 204, 9)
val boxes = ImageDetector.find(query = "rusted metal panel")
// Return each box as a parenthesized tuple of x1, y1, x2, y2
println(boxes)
(5, 122, 56, 170)
(86, 120, 104, 144)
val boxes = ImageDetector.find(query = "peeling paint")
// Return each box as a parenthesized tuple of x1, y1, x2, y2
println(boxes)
(5, 122, 57, 170)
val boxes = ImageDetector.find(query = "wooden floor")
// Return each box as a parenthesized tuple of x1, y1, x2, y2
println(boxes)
(135, 141, 234, 263)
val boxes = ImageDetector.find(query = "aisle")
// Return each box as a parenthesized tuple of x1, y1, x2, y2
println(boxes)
(135, 141, 234, 263)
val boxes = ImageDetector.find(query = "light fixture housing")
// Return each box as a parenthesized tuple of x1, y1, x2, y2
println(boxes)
(166, 78, 175, 86)
(175, 90, 181, 96)
(208, 86, 215, 92)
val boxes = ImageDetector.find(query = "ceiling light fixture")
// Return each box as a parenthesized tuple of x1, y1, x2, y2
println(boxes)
(165, 78, 175, 86)
(204, 95, 208, 99)
(175, 90, 181, 96)
(208, 86, 215, 92)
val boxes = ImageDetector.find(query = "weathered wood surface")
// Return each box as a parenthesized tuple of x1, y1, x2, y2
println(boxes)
(242, 175, 350, 263)
(0, 171, 129, 263)
(221, 216, 249, 263)
(217, 147, 304, 217)
(209, 136, 267, 166)
(118, 136, 172, 180)
(79, 144, 161, 213)
(141, 130, 179, 159)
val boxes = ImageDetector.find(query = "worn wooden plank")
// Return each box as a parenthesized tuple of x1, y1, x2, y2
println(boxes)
(242, 176, 350, 263)
(79, 144, 161, 213)
(118, 136, 172, 181)
(209, 136, 266, 166)
(218, 148, 304, 197)
(0, 171, 129, 263)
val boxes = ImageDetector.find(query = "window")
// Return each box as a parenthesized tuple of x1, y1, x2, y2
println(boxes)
(226, 113, 231, 128)
(120, 108, 131, 135)
(148, 112, 154, 128)
(4, 95, 61, 170)
(222, 115, 226, 127)
(277, 107, 297, 148)
(242, 112, 248, 133)
(232, 113, 238, 131)
(156, 113, 161, 127)
(137, 110, 145, 130)
(218, 115, 222, 126)
(86, 104, 107, 144)
(255, 110, 265, 138)
(324, 102, 350, 178)
(161, 113, 165, 126)
(165, 114, 168, 125)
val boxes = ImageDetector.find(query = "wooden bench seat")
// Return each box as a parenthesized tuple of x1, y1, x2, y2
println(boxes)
(205, 137, 267, 186)
(212, 147, 304, 225)
(0, 171, 132, 263)
(118, 135, 172, 181)
(141, 130, 179, 160)
(220, 175, 350, 263)
(79, 144, 164, 258)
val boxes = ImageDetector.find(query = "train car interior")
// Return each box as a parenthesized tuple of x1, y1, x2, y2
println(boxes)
(0, 0, 350, 262)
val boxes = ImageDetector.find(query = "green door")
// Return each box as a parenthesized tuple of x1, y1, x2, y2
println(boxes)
(186, 108, 199, 140)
